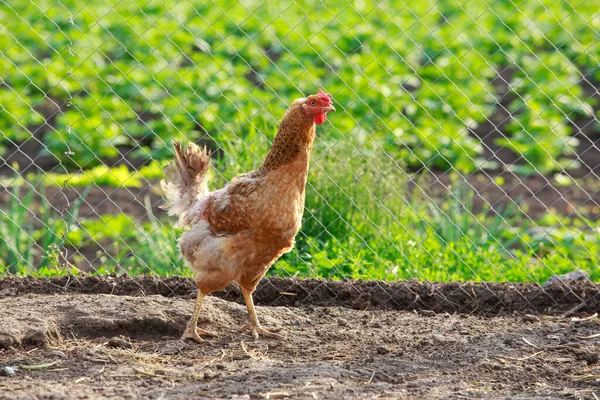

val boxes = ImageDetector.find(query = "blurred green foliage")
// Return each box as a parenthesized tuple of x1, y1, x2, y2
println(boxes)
(1, 0, 598, 173)
(0, 162, 166, 188)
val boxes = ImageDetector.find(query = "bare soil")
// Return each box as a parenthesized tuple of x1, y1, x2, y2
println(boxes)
(1, 279, 600, 399)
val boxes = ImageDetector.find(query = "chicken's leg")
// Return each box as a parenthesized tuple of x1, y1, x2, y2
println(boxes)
(238, 287, 282, 339)
(181, 291, 217, 343)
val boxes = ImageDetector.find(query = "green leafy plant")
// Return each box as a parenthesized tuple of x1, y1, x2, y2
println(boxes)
(499, 53, 593, 174)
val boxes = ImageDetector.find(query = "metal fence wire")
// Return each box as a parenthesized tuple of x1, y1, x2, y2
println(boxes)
(1, 0, 599, 310)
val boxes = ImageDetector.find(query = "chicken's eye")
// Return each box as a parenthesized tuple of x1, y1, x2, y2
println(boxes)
(310, 100, 316, 106)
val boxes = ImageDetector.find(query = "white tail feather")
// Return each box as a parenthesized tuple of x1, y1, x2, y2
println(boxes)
(160, 141, 211, 227)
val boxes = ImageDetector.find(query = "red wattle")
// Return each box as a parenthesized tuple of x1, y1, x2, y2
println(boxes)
(313, 113, 327, 125)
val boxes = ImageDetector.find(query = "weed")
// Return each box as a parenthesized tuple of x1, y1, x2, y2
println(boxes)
(0, 179, 87, 275)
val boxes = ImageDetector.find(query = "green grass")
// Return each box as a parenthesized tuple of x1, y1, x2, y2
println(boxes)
(1, 0, 599, 173)
(271, 146, 600, 282)
(65, 198, 184, 275)
(2, 159, 598, 283)
(0, 180, 87, 276)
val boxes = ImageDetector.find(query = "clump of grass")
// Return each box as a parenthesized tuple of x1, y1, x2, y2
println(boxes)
(269, 139, 600, 283)
(0, 180, 87, 276)
(114, 197, 184, 275)
(65, 196, 183, 276)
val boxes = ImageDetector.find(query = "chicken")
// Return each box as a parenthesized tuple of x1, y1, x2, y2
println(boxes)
(161, 90, 335, 343)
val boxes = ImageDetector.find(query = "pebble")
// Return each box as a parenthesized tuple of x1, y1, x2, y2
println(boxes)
(0, 288, 17, 297)
(107, 336, 134, 349)
(522, 314, 538, 323)
(1, 366, 16, 376)
(574, 350, 599, 364)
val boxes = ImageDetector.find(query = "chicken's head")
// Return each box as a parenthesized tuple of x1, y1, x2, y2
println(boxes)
(302, 89, 336, 125)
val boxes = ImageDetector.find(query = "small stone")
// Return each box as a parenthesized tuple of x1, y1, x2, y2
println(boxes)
(337, 319, 348, 327)
(159, 340, 185, 355)
(1, 366, 16, 376)
(48, 350, 67, 359)
(420, 310, 436, 317)
(0, 288, 17, 297)
(574, 350, 599, 364)
(432, 334, 457, 345)
(376, 346, 390, 355)
(543, 270, 591, 287)
(107, 336, 133, 349)
(522, 314, 537, 323)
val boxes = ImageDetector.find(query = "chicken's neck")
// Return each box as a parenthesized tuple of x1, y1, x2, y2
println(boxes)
(261, 109, 316, 173)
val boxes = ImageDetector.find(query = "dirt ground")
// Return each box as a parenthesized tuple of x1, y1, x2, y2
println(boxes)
(2, 285, 600, 399)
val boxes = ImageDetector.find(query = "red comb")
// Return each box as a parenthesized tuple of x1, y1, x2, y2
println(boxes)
(318, 89, 332, 103)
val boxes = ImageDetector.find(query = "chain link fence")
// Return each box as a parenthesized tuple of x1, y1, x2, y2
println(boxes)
(1, 0, 599, 312)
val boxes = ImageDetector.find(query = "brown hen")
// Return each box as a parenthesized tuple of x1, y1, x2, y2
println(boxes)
(161, 90, 335, 342)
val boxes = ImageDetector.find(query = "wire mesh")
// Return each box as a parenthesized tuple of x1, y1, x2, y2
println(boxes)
(0, 0, 599, 311)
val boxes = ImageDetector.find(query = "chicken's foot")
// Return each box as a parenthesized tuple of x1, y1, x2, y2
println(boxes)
(237, 322, 281, 339)
(181, 292, 216, 343)
(181, 326, 217, 343)
(238, 287, 282, 339)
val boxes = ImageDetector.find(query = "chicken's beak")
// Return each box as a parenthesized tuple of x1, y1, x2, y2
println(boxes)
(321, 104, 336, 113)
